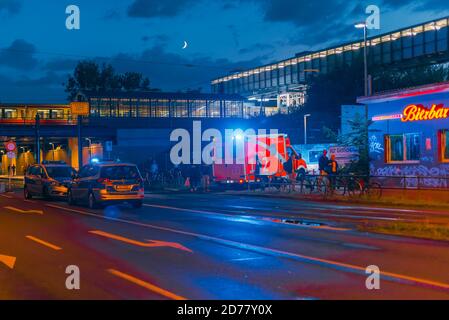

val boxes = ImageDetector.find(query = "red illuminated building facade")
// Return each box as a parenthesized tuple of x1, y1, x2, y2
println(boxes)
(359, 82, 449, 188)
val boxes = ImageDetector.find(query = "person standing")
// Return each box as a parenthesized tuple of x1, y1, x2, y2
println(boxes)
(318, 150, 329, 176)
(328, 154, 339, 190)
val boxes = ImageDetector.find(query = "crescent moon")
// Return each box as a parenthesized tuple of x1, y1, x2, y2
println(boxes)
(182, 41, 188, 49)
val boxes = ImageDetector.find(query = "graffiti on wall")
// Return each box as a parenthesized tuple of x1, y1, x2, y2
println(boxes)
(369, 135, 384, 154)
(372, 164, 449, 188)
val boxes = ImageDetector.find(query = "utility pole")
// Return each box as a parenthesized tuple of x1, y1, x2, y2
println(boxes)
(77, 115, 83, 170)
(35, 113, 41, 164)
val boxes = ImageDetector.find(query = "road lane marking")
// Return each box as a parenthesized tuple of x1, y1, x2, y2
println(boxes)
(0, 194, 13, 199)
(26, 235, 62, 251)
(145, 204, 235, 217)
(146, 204, 352, 231)
(107, 269, 187, 300)
(45, 203, 449, 292)
(0, 254, 16, 269)
(4, 206, 43, 215)
(89, 230, 192, 252)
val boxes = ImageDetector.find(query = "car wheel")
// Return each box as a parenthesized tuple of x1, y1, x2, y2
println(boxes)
(132, 200, 143, 209)
(24, 186, 32, 199)
(67, 190, 76, 205)
(43, 187, 50, 199)
(88, 192, 97, 209)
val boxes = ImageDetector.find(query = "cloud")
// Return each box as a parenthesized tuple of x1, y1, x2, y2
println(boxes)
(103, 9, 121, 20)
(43, 58, 78, 72)
(0, 39, 38, 70)
(0, 0, 21, 15)
(230, 0, 449, 47)
(239, 43, 275, 54)
(104, 45, 268, 91)
(0, 72, 68, 103)
(127, 0, 197, 18)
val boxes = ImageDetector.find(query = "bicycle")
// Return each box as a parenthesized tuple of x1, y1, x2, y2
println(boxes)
(362, 180, 383, 200)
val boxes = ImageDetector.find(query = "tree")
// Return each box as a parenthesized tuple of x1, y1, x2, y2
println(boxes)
(65, 60, 154, 100)
(324, 112, 374, 175)
(65, 61, 101, 100)
(99, 64, 121, 91)
(121, 72, 144, 91)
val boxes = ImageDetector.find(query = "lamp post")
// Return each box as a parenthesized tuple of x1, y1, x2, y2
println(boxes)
(304, 114, 311, 145)
(85, 138, 92, 163)
(355, 22, 369, 96)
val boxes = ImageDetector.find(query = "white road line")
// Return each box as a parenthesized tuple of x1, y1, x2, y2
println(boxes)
(45, 203, 449, 292)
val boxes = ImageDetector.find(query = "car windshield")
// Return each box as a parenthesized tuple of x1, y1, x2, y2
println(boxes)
(100, 165, 140, 180)
(46, 166, 75, 178)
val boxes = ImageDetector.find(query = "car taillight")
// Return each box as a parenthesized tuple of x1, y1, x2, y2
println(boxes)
(97, 178, 111, 184)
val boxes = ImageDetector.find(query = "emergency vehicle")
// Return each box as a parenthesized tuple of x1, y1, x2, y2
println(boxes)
(212, 133, 306, 186)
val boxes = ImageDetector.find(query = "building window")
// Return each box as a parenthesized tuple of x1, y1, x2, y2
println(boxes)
(439, 130, 449, 162)
(385, 133, 421, 163)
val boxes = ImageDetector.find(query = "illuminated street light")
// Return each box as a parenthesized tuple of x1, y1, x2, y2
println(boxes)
(355, 22, 369, 96)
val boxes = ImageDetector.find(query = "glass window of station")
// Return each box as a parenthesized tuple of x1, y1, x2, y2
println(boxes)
(86, 93, 247, 119)
(212, 17, 449, 95)
(0, 105, 71, 122)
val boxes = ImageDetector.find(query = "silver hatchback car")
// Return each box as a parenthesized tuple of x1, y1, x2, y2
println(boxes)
(67, 161, 144, 209)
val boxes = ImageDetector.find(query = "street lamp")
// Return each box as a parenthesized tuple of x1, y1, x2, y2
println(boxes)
(355, 22, 369, 96)
(304, 114, 311, 145)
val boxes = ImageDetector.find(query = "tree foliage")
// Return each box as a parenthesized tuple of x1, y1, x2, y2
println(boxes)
(65, 61, 153, 100)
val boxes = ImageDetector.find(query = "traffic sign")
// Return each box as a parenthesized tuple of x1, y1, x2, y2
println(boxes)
(70, 102, 90, 116)
(4, 141, 16, 152)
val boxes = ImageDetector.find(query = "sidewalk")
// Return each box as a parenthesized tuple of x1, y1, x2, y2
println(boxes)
(224, 188, 449, 211)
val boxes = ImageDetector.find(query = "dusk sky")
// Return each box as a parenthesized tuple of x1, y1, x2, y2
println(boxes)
(1, 0, 448, 103)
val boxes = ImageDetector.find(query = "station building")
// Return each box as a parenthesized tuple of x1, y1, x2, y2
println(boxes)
(0, 91, 261, 174)
(212, 16, 449, 114)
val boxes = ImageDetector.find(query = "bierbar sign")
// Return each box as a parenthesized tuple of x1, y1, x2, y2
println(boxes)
(401, 103, 449, 122)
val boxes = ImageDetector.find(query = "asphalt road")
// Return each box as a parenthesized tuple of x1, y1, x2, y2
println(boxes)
(1, 190, 449, 300)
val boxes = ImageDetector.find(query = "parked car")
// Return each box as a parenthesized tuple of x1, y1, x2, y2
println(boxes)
(24, 161, 76, 199)
(67, 161, 144, 209)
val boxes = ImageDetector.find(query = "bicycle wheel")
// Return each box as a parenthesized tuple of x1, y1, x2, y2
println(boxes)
(366, 182, 382, 200)
(314, 177, 330, 199)
(347, 179, 363, 198)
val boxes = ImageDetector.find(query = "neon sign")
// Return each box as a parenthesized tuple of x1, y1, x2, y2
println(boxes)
(402, 104, 449, 122)
(372, 114, 402, 121)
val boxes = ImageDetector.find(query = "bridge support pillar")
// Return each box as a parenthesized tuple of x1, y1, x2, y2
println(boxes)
(68, 138, 80, 171)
